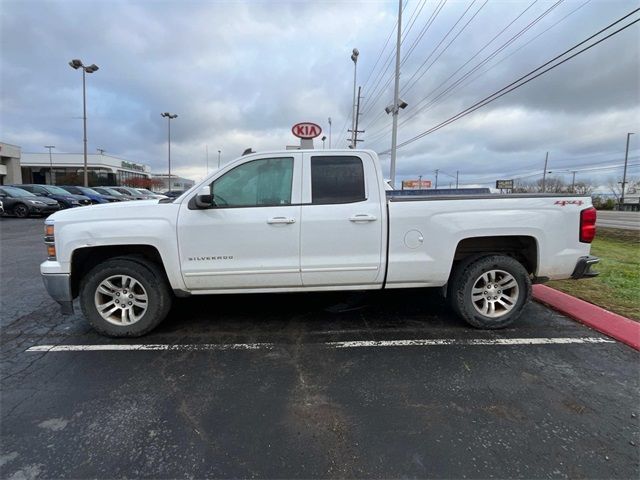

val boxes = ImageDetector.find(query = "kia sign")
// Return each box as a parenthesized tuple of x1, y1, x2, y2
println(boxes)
(292, 122, 322, 139)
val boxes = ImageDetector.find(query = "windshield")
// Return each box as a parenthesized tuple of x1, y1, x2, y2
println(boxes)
(104, 188, 124, 196)
(45, 185, 74, 195)
(0, 186, 36, 197)
(80, 187, 100, 195)
(136, 189, 154, 195)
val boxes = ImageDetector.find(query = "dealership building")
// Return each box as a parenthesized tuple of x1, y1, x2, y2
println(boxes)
(20, 152, 151, 186)
(0, 142, 23, 185)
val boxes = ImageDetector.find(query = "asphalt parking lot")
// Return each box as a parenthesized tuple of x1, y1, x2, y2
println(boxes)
(1, 217, 638, 479)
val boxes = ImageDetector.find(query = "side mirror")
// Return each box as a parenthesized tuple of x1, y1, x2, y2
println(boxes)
(193, 194, 213, 209)
(195, 194, 213, 208)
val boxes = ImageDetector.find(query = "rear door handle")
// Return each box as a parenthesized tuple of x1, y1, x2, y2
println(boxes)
(267, 216, 296, 224)
(349, 214, 377, 222)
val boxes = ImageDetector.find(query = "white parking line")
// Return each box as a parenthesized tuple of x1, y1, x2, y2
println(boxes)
(25, 337, 614, 353)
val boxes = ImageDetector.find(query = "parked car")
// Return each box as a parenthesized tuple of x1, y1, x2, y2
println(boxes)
(92, 187, 131, 201)
(162, 190, 187, 199)
(59, 186, 118, 203)
(104, 186, 150, 200)
(17, 184, 91, 208)
(0, 186, 60, 218)
(41, 149, 599, 337)
(0, 199, 4, 215)
(134, 188, 169, 200)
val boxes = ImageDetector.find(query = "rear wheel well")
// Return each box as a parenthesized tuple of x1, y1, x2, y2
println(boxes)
(70, 245, 168, 298)
(452, 236, 538, 275)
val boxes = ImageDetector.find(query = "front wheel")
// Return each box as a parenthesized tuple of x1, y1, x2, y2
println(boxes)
(79, 257, 172, 337)
(448, 255, 531, 329)
(13, 203, 29, 218)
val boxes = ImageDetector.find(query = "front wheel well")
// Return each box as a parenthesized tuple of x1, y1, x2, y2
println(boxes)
(452, 235, 538, 275)
(70, 245, 168, 298)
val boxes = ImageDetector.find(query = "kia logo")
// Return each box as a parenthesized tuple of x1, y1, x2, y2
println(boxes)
(292, 122, 322, 139)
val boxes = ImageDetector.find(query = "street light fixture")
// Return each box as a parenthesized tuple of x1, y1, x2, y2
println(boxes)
(69, 59, 99, 186)
(161, 112, 178, 193)
(44, 146, 55, 185)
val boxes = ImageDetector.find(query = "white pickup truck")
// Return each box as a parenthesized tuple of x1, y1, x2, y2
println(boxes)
(41, 149, 599, 337)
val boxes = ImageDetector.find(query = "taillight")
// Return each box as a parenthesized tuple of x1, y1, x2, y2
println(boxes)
(580, 207, 597, 243)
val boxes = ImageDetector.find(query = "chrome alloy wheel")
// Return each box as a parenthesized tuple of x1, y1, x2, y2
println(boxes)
(94, 275, 148, 326)
(471, 269, 519, 318)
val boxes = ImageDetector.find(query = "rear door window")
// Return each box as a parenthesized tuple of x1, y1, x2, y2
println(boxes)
(310, 156, 365, 204)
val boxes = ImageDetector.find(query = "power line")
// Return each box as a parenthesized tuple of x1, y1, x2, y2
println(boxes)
(365, 0, 565, 146)
(401, 0, 488, 96)
(359, 0, 418, 116)
(361, 0, 443, 118)
(378, 9, 640, 155)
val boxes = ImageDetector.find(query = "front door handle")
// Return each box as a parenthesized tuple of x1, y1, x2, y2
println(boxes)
(267, 216, 296, 224)
(349, 214, 377, 222)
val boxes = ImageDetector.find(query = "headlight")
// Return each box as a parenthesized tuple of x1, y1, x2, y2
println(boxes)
(70, 200, 80, 205)
(28, 200, 46, 206)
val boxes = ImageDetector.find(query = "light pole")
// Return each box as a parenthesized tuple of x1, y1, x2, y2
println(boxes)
(434, 169, 439, 189)
(350, 48, 359, 148)
(328, 117, 332, 148)
(217, 150, 221, 169)
(161, 112, 178, 193)
(621, 132, 635, 206)
(44, 145, 55, 185)
(322, 136, 327, 149)
(69, 59, 99, 187)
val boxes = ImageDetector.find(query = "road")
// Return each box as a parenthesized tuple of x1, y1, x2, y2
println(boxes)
(597, 210, 640, 230)
(1, 218, 638, 479)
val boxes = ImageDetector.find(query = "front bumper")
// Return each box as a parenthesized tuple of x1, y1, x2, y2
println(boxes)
(31, 205, 60, 214)
(42, 273, 74, 314)
(571, 255, 600, 279)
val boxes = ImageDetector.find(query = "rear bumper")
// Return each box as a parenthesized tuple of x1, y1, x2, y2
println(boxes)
(42, 273, 74, 314)
(571, 255, 600, 279)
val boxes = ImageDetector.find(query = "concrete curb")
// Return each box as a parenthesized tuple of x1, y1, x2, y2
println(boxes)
(532, 284, 640, 351)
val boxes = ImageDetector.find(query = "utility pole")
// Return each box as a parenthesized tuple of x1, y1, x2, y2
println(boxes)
(206, 145, 209, 174)
(621, 132, 634, 206)
(218, 150, 221, 169)
(434, 169, 439, 189)
(418, 175, 423, 189)
(350, 48, 359, 148)
(389, 0, 403, 189)
(571, 170, 577, 193)
(349, 87, 365, 147)
(456, 170, 459, 189)
(328, 117, 332, 148)
(44, 145, 55, 185)
(541, 151, 549, 193)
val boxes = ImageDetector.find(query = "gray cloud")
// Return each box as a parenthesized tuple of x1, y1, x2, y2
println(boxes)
(1, 0, 638, 187)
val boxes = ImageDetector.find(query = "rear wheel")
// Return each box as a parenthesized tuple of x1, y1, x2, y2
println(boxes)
(79, 257, 172, 337)
(13, 203, 29, 218)
(448, 254, 531, 329)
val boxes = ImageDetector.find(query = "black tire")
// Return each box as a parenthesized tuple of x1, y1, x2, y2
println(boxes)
(13, 203, 29, 218)
(79, 257, 172, 337)
(448, 254, 531, 329)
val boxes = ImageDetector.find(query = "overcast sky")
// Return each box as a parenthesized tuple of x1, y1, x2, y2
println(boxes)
(1, 0, 638, 187)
